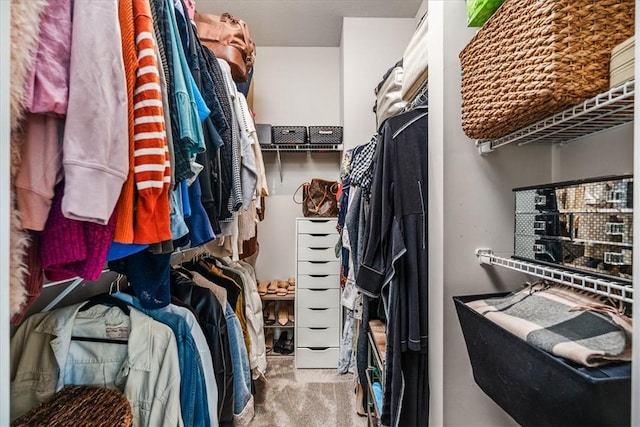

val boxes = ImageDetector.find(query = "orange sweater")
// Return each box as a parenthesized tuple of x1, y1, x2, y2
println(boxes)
(113, 0, 137, 244)
(131, 0, 172, 244)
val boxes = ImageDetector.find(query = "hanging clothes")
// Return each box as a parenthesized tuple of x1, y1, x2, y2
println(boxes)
(356, 104, 429, 427)
(10, 304, 184, 426)
(170, 269, 235, 426)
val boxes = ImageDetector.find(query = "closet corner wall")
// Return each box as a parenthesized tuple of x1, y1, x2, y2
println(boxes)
(430, 1, 639, 426)
(1, 2, 11, 426)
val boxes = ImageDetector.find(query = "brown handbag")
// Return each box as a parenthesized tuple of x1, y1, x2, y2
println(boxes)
(194, 12, 256, 82)
(294, 179, 340, 217)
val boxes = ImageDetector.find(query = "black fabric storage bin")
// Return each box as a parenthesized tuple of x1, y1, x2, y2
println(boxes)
(453, 293, 631, 427)
(308, 126, 343, 144)
(256, 123, 272, 145)
(272, 126, 307, 144)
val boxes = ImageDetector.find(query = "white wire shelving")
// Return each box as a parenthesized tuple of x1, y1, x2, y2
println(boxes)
(475, 248, 633, 304)
(476, 80, 635, 154)
(260, 143, 343, 153)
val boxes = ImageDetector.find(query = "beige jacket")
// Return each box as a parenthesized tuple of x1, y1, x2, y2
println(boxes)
(10, 303, 184, 427)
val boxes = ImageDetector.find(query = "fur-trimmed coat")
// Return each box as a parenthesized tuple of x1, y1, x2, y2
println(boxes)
(9, 0, 48, 318)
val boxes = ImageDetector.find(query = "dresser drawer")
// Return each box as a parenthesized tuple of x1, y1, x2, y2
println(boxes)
(573, 213, 633, 245)
(297, 246, 337, 261)
(557, 179, 633, 212)
(298, 288, 340, 308)
(297, 274, 340, 289)
(298, 233, 339, 249)
(297, 307, 340, 328)
(296, 347, 339, 369)
(297, 327, 340, 348)
(297, 261, 340, 275)
(514, 188, 558, 213)
(297, 219, 338, 234)
(515, 213, 571, 238)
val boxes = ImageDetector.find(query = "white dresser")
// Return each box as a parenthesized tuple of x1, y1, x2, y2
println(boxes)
(295, 218, 341, 368)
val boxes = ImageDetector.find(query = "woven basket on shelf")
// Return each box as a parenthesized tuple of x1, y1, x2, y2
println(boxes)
(460, 0, 635, 140)
(11, 386, 133, 427)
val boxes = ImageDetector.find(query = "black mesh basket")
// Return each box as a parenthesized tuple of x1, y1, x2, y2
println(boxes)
(308, 126, 343, 144)
(272, 126, 307, 144)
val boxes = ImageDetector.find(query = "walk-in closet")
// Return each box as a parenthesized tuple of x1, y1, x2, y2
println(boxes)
(1, 1, 639, 426)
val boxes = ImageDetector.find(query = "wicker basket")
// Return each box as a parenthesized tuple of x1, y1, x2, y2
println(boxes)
(460, 0, 635, 140)
(12, 386, 133, 427)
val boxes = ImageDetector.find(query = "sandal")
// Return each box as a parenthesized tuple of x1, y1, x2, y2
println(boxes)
(276, 280, 288, 296)
(258, 280, 270, 296)
(267, 281, 278, 294)
(288, 302, 295, 324)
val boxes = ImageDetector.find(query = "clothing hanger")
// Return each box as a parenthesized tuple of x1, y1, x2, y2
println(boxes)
(72, 292, 131, 345)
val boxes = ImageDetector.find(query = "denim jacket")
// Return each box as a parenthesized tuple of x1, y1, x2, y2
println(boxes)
(118, 295, 211, 427)
(10, 304, 183, 426)
(225, 302, 253, 419)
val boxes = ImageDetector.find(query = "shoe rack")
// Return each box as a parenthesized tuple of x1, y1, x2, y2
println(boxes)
(261, 279, 296, 356)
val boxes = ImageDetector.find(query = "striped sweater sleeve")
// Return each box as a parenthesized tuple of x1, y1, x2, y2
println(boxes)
(132, 0, 172, 244)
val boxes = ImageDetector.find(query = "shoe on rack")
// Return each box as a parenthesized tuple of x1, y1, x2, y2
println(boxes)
(265, 329, 274, 354)
(274, 331, 288, 354)
(276, 280, 288, 296)
(288, 302, 295, 324)
(264, 302, 276, 325)
(278, 302, 289, 326)
(258, 280, 270, 296)
(267, 281, 278, 294)
(282, 333, 294, 354)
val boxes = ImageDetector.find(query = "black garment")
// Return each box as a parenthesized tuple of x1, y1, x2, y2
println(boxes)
(149, 0, 193, 183)
(355, 105, 429, 427)
(202, 46, 234, 220)
(170, 269, 235, 426)
(184, 259, 242, 310)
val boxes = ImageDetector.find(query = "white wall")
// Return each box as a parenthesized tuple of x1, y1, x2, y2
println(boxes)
(341, 17, 416, 150)
(252, 47, 342, 281)
(430, 2, 555, 425)
(552, 123, 633, 182)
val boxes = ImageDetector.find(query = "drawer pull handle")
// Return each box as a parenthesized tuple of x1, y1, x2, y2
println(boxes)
(605, 222, 625, 235)
(309, 327, 328, 331)
(307, 288, 330, 292)
(308, 308, 329, 311)
(309, 261, 329, 264)
(534, 195, 546, 206)
(309, 233, 330, 237)
(310, 220, 330, 223)
(308, 347, 330, 351)
(533, 221, 546, 231)
(309, 274, 329, 278)
(604, 252, 625, 265)
(532, 244, 546, 254)
(308, 247, 330, 250)
(606, 190, 625, 203)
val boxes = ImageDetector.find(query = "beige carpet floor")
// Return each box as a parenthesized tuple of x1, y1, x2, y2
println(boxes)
(251, 356, 368, 426)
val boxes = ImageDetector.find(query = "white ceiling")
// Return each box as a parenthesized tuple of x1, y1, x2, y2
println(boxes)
(195, 0, 424, 47)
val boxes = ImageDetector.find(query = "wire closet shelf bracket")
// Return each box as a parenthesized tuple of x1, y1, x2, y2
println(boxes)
(476, 80, 635, 155)
(475, 248, 634, 304)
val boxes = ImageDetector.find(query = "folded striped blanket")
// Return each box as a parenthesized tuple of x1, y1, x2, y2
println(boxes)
(467, 283, 632, 367)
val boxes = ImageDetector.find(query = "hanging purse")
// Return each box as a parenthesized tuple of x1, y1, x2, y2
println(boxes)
(195, 12, 256, 82)
(294, 179, 340, 217)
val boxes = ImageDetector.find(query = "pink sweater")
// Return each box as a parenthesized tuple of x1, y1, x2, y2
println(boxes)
(61, 0, 129, 224)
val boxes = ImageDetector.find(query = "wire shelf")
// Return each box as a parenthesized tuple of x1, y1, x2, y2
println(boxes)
(260, 144, 343, 153)
(475, 249, 633, 304)
(476, 80, 635, 154)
